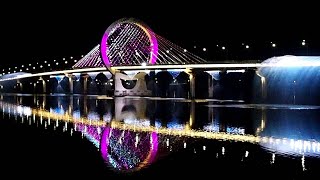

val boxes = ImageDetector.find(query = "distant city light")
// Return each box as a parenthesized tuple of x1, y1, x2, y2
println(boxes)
(272, 43, 276, 47)
(302, 41, 306, 46)
(70, 56, 73, 59)
(245, 45, 249, 49)
(222, 46, 226, 50)
(203, 48, 207, 51)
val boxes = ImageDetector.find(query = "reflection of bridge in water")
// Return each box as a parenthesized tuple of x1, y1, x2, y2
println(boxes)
(1, 99, 319, 159)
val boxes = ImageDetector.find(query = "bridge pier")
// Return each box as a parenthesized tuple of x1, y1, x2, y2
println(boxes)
(186, 69, 195, 99)
(114, 71, 151, 96)
(39, 77, 46, 93)
(67, 74, 74, 94)
(256, 71, 267, 100)
(17, 80, 23, 92)
(83, 75, 89, 94)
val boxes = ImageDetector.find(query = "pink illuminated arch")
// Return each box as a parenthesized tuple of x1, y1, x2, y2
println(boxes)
(100, 18, 158, 67)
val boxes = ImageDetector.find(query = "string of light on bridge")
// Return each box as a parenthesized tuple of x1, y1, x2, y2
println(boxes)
(0, 38, 314, 76)
(1, 55, 84, 75)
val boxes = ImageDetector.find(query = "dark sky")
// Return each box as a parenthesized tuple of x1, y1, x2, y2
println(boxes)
(1, 3, 319, 67)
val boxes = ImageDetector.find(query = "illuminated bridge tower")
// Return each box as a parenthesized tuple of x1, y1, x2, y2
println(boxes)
(73, 18, 207, 97)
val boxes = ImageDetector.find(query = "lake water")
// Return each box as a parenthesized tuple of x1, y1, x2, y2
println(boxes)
(0, 94, 319, 178)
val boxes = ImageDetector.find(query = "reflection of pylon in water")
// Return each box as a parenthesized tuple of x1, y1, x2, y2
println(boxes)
(99, 126, 159, 172)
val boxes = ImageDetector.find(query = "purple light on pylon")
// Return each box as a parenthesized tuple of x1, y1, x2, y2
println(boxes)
(101, 32, 110, 66)
(149, 32, 158, 64)
(100, 18, 158, 67)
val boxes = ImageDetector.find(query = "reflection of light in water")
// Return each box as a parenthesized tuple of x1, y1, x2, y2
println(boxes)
(88, 112, 99, 121)
(73, 111, 80, 119)
(271, 153, 275, 164)
(245, 151, 249, 157)
(204, 123, 245, 135)
(301, 155, 306, 171)
(227, 127, 245, 135)
(167, 122, 184, 130)
(203, 123, 219, 132)
(123, 118, 150, 127)
(50, 108, 65, 115)
(103, 113, 112, 122)
(16, 106, 32, 116)
(76, 124, 101, 148)
(1, 101, 320, 157)
(16, 106, 23, 114)
(260, 138, 320, 157)
(155, 121, 161, 128)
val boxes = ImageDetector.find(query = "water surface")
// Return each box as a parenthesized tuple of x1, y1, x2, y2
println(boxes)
(0, 94, 319, 178)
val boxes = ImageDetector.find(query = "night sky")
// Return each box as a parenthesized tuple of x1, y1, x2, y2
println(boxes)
(1, 3, 319, 68)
